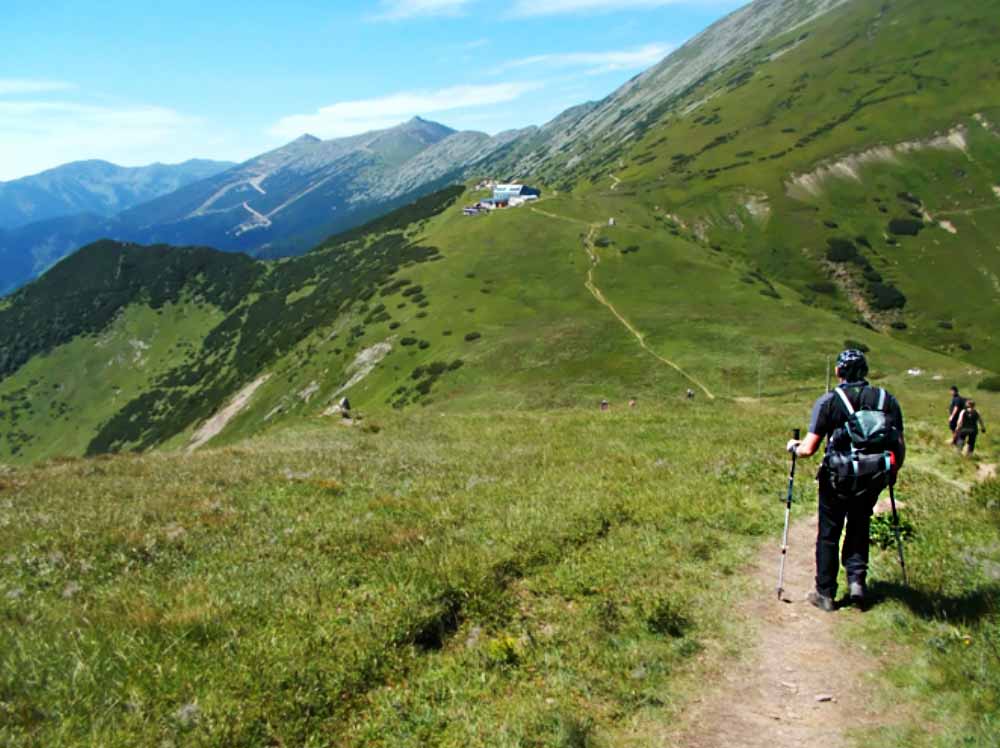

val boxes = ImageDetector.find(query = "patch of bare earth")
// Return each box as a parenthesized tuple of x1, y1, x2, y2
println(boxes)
(187, 374, 271, 452)
(651, 516, 896, 748)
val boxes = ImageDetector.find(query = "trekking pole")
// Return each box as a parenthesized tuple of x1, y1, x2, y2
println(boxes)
(888, 482, 908, 585)
(776, 428, 800, 600)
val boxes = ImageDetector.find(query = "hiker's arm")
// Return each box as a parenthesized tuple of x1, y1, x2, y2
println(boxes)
(788, 432, 822, 458)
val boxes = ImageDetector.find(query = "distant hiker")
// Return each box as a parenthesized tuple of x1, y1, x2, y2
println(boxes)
(948, 386, 966, 443)
(686, 388, 695, 400)
(786, 349, 905, 612)
(954, 399, 986, 455)
(629, 398, 637, 408)
(600, 399, 610, 411)
(339, 397, 352, 419)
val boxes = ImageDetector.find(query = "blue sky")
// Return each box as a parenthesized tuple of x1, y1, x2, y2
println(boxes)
(0, 0, 745, 180)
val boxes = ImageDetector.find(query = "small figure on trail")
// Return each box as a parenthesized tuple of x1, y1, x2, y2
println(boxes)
(600, 399, 610, 411)
(786, 349, 905, 612)
(339, 397, 352, 420)
(948, 386, 966, 444)
(629, 397, 637, 408)
(686, 388, 695, 400)
(954, 399, 986, 455)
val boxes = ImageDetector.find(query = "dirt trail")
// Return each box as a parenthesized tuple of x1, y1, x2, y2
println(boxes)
(530, 207, 715, 399)
(659, 515, 888, 747)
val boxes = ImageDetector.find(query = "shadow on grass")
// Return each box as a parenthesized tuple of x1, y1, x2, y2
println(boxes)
(867, 580, 1000, 623)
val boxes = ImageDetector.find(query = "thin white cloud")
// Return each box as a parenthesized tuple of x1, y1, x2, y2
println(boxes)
(0, 97, 214, 180)
(0, 79, 76, 96)
(500, 43, 672, 75)
(269, 82, 540, 140)
(373, 0, 468, 20)
(375, 0, 715, 18)
(512, 0, 703, 16)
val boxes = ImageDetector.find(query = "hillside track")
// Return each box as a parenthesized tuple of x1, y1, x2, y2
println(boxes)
(530, 206, 715, 399)
(651, 515, 894, 747)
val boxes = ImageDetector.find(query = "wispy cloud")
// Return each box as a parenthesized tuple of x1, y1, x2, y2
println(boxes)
(269, 82, 540, 140)
(500, 43, 672, 75)
(0, 79, 76, 96)
(372, 0, 469, 20)
(375, 0, 710, 19)
(512, 0, 705, 16)
(0, 94, 210, 180)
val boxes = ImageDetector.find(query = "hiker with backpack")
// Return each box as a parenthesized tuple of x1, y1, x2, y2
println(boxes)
(948, 386, 966, 444)
(954, 399, 986, 455)
(785, 349, 905, 612)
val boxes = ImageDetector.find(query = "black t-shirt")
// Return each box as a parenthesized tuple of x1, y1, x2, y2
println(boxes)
(958, 409, 982, 433)
(950, 394, 966, 417)
(808, 381, 905, 453)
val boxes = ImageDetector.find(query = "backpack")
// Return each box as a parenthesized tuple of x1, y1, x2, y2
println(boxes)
(824, 386, 902, 499)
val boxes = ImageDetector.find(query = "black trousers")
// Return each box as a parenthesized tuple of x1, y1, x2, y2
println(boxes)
(816, 474, 879, 597)
(955, 430, 978, 453)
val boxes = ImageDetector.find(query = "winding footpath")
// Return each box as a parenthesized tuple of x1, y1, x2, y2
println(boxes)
(651, 515, 890, 747)
(530, 206, 715, 399)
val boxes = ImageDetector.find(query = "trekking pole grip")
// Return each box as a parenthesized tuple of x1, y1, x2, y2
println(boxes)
(793, 428, 801, 440)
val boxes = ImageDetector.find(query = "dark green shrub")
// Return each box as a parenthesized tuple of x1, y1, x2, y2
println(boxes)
(937, 321, 953, 330)
(464, 332, 481, 342)
(888, 218, 923, 236)
(807, 280, 837, 295)
(869, 282, 906, 310)
(400, 337, 418, 346)
(418, 341, 430, 350)
(389, 321, 401, 330)
(826, 238, 858, 262)
(870, 513, 914, 549)
(890, 321, 908, 330)
(843, 339, 870, 353)
(979, 375, 1000, 392)
(863, 268, 883, 283)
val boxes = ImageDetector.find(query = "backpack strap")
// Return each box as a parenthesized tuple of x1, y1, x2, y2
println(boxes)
(876, 388, 887, 412)
(834, 386, 856, 415)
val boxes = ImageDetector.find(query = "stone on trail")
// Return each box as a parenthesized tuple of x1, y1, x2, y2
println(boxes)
(815, 694, 835, 702)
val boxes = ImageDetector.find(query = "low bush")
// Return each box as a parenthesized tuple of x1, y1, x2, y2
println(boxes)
(888, 218, 923, 236)
(807, 280, 837, 295)
(843, 339, 870, 353)
(979, 375, 1000, 392)
(869, 282, 906, 310)
(826, 238, 858, 262)
(400, 337, 418, 346)
(464, 332, 481, 342)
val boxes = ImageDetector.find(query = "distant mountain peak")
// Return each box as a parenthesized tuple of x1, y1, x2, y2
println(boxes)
(293, 134, 322, 145)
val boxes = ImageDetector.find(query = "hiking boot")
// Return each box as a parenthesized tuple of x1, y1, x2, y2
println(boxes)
(848, 580, 866, 608)
(808, 590, 835, 612)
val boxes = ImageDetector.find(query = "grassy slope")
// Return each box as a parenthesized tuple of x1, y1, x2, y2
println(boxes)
(0, 1, 998, 743)
(561, 0, 1000, 369)
(2, 392, 998, 746)
(0, 301, 225, 460)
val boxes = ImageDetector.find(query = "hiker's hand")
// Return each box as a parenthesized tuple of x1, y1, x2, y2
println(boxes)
(786, 439, 801, 455)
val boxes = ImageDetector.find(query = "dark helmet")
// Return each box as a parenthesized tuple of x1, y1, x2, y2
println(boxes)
(836, 349, 869, 381)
